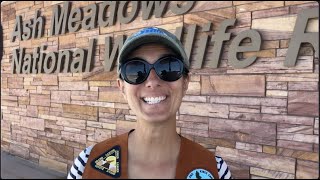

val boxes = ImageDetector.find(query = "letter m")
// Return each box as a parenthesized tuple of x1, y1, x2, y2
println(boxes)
(50, 1, 70, 36)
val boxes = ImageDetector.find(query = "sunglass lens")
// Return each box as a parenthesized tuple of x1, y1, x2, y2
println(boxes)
(157, 57, 182, 81)
(125, 61, 148, 84)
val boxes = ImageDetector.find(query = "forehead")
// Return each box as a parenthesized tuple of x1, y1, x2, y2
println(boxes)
(127, 43, 176, 60)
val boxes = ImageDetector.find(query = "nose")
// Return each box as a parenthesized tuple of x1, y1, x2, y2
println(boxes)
(145, 68, 161, 88)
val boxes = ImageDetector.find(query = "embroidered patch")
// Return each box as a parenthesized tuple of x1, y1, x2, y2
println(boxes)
(91, 145, 121, 178)
(186, 168, 214, 179)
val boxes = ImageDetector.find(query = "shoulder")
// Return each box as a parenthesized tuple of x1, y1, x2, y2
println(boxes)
(67, 145, 94, 179)
(215, 155, 232, 179)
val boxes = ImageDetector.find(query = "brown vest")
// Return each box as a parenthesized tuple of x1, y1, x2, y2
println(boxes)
(83, 130, 219, 179)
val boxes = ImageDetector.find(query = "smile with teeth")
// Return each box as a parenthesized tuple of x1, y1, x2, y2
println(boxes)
(143, 96, 166, 105)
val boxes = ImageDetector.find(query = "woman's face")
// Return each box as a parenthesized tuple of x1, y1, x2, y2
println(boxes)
(117, 44, 189, 123)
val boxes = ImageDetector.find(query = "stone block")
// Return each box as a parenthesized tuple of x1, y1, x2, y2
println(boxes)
(227, 56, 313, 74)
(59, 82, 88, 91)
(209, 118, 276, 146)
(261, 106, 287, 114)
(266, 74, 319, 82)
(186, 82, 201, 95)
(180, 128, 208, 137)
(262, 114, 314, 125)
(250, 167, 294, 179)
(56, 117, 86, 129)
(201, 75, 265, 96)
(61, 131, 86, 144)
(277, 132, 318, 144)
(193, 136, 235, 149)
(216, 147, 295, 173)
(296, 159, 319, 179)
(266, 82, 287, 90)
(226, 161, 250, 179)
(229, 105, 260, 113)
(277, 139, 313, 151)
(30, 94, 51, 107)
(51, 91, 71, 104)
(42, 75, 58, 85)
(252, 6, 289, 19)
(63, 104, 97, 116)
(180, 102, 228, 118)
(277, 123, 313, 134)
(288, 82, 318, 91)
(47, 141, 74, 160)
(263, 145, 276, 154)
(266, 90, 287, 97)
(26, 105, 38, 117)
(182, 95, 207, 103)
(20, 117, 44, 131)
(288, 91, 318, 116)
(9, 144, 29, 159)
(39, 156, 68, 174)
(236, 1, 283, 13)
(59, 34, 75, 49)
(189, 2, 233, 13)
(179, 115, 209, 123)
(243, 49, 276, 58)
(236, 142, 262, 152)
(99, 87, 126, 103)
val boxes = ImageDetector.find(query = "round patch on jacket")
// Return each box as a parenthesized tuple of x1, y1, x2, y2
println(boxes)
(187, 168, 214, 179)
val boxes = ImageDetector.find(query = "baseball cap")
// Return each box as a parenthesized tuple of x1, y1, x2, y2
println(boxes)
(117, 27, 189, 75)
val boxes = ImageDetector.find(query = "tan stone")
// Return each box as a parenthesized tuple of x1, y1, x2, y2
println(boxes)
(9, 144, 29, 159)
(182, 95, 207, 103)
(216, 147, 295, 173)
(266, 81, 287, 90)
(59, 34, 75, 49)
(89, 81, 111, 87)
(266, 90, 287, 97)
(261, 106, 287, 114)
(277, 140, 313, 151)
(296, 160, 319, 179)
(42, 75, 58, 85)
(99, 87, 126, 103)
(209, 118, 276, 146)
(59, 82, 88, 91)
(250, 167, 295, 179)
(20, 117, 44, 131)
(186, 82, 201, 95)
(267, 74, 319, 82)
(236, 1, 283, 13)
(63, 104, 97, 116)
(51, 91, 71, 104)
(288, 91, 318, 116)
(56, 117, 86, 129)
(61, 131, 86, 144)
(30, 94, 50, 107)
(263, 146, 276, 154)
(180, 102, 228, 118)
(243, 49, 276, 58)
(278, 132, 318, 144)
(236, 142, 262, 152)
(39, 156, 68, 174)
(227, 56, 313, 74)
(201, 75, 265, 96)
(229, 105, 260, 113)
(47, 141, 73, 160)
(288, 81, 318, 91)
(252, 6, 289, 19)
(26, 105, 38, 117)
(189, 1, 233, 13)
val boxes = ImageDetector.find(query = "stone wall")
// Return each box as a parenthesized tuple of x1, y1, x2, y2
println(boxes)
(1, 1, 319, 178)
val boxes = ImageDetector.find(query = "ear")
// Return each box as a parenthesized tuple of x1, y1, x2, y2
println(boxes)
(117, 78, 127, 100)
(182, 75, 190, 96)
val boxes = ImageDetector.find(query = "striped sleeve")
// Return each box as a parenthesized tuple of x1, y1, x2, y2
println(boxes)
(67, 145, 94, 179)
(215, 156, 232, 179)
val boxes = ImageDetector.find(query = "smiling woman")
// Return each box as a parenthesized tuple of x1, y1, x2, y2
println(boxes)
(67, 27, 232, 179)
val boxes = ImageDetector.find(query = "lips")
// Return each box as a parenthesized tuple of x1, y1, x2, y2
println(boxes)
(142, 96, 167, 105)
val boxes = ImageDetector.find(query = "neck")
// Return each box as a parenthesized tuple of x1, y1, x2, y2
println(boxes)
(128, 117, 181, 165)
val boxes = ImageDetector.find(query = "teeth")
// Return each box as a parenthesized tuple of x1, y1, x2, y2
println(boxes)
(143, 96, 166, 105)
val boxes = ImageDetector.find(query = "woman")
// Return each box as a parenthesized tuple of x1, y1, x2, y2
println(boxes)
(68, 27, 232, 179)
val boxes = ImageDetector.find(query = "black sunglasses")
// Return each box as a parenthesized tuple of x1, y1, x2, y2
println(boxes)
(120, 56, 189, 85)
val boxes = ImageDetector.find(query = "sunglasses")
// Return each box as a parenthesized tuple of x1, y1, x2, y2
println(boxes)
(120, 56, 189, 85)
